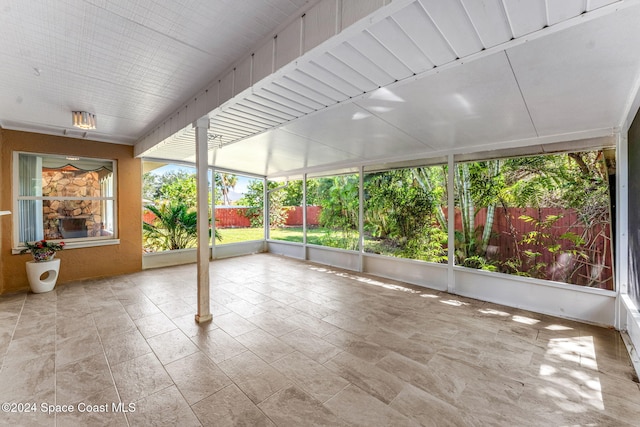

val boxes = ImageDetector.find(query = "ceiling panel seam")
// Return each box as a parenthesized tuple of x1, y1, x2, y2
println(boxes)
(543, 0, 551, 27)
(249, 93, 309, 116)
(259, 86, 321, 111)
(314, 52, 378, 91)
(455, 0, 487, 49)
(458, 0, 487, 48)
(504, 50, 539, 138)
(498, 0, 516, 40)
(353, 101, 436, 151)
(333, 41, 396, 85)
(277, 127, 362, 158)
(323, 49, 379, 88)
(304, 59, 365, 96)
(87, 1, 214, 56)
(362, 27, 415, 76)
(286, 69, 350, 102)
(386, 15, 436, 70)
(414, 1, 459, 59)
(263, 84, 326, 110)
(272, 78, 334, 107)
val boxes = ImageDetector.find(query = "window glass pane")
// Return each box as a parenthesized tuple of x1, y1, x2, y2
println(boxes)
(217, 174, 264, 244)
(454, 151, 614, 290)
(101, 200, 115, 235)
(269, 180, 304, 243)
(17, 200, 43, 243)
(17, 153, 116, 245)
(142, 162, 214, 252)
(364, 166, 448, 262)
(306, 174, 359, 250)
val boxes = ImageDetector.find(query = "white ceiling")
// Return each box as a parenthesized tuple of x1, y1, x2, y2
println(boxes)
(2, 0, 640, 179)
(0, 0, 311, 143)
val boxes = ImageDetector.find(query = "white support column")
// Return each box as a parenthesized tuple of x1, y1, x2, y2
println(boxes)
(210, 166, 216, 260)
(211, 153, 218, 261)
(358, 166, 364, 272)
(264, 177, 269, 240)
(447, 154, 456, 294)
(303, 173, 308, 253)
(616, 131, 629, 330)
(302, 173, 309, 261)
(194, 117, 212, 323)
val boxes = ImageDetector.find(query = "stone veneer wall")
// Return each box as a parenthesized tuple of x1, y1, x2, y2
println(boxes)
(41, 168, 105, 239)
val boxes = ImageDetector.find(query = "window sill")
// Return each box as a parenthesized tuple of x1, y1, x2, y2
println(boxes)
(12, 239, 120, 254)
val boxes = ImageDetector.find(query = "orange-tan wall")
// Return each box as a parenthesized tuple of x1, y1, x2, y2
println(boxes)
(0, 129, 142, 294)
(0, 130, 4, 292)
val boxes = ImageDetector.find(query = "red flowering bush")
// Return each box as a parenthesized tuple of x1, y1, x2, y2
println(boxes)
(20, 239, 65, 254)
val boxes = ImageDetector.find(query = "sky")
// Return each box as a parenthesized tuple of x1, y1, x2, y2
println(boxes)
(150, 164, 253, 201)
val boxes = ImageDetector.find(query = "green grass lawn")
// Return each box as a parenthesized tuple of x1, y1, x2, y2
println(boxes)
(217, 227, 264, 243)
(217, 227, 347, 245)
(217, 227, 313, 244)
(211, 227, 444, 261)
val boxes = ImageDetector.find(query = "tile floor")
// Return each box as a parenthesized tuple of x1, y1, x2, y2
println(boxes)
(0, 253, 639, 426)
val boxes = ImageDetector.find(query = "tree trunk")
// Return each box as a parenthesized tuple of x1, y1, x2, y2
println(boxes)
(462, 164, 474, 252)
(481, 204, 495, 254)
(481, 160, 501, 254)
(455, 164, 474, 259)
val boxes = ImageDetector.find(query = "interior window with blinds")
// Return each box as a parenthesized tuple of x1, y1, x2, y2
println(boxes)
(15, 153, 116, 245)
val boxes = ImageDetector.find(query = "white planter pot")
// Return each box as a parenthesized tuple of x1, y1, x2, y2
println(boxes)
(25, 258, 61, 293)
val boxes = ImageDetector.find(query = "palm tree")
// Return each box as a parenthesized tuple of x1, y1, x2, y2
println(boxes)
(216, 173, 238, 205)
(143, 202, 220, 252)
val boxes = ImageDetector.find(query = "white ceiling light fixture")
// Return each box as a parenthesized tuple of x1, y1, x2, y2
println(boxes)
(72, 111, 96, 130)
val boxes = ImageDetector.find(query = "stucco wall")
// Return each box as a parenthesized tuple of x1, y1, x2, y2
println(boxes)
(0, 129, 142, 294)
(0, 130, 4, 292)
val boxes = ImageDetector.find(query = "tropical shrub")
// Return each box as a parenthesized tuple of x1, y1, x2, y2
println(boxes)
(143, 202, 219, 252)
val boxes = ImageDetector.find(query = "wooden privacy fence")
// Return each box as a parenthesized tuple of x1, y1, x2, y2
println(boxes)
(215, 206, 251, 228)
(143, 206, 322, 228)
(214, 206, 321, 227)
(449, 207, 613, 289)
